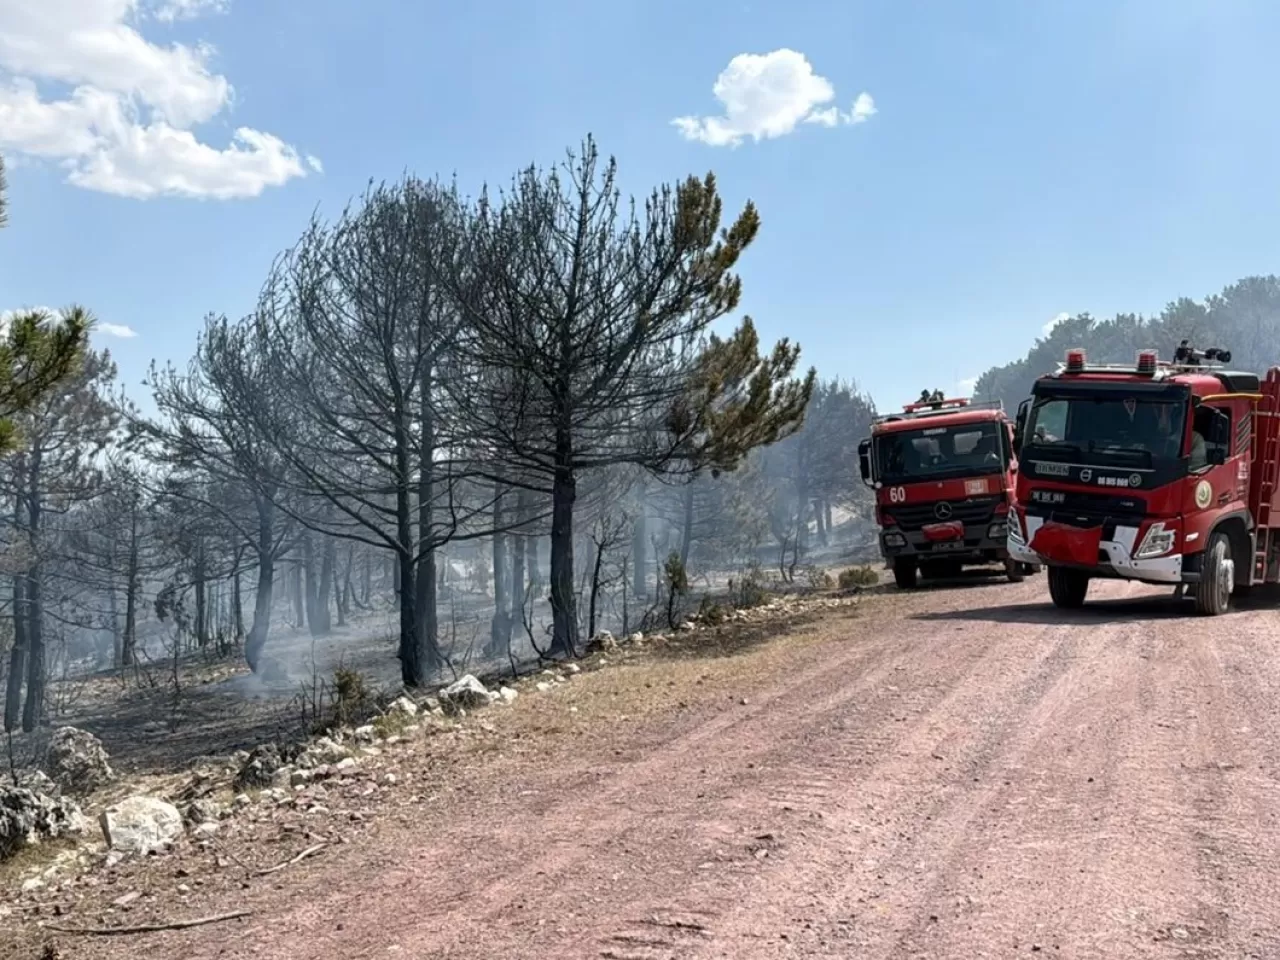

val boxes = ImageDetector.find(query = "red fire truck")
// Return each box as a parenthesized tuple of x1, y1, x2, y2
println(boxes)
(1008, 342, 1272, 615)
(858, 396, 1033, 589)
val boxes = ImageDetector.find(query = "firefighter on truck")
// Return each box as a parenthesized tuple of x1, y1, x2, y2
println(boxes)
(858, 393, 1039, 589)
(1007, 342, 1269, 616)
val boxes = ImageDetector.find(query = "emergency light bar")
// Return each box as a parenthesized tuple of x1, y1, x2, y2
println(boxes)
(903, 397, 970, 413)
(1136, 349, 1158, 375)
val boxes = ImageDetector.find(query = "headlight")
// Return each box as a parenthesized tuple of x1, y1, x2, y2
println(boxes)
(1007, 511, 1026, 545)
(884, 532, 906, 548)
(1133, 522, 1176, 560)
(987, 522, 1008, 540)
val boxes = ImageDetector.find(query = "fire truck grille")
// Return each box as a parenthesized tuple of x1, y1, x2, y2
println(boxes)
(1024, 489, 1147, 527)
(883, 496, 1000, 532)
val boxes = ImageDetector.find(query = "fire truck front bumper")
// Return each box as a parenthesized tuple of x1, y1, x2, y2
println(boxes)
(1008, 514, 1187, 584)
(879, 521, 1010, 565)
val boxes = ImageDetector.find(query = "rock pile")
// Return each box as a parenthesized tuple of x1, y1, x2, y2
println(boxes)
(0, 787, 87, 860)
(46, 726, 115, 796)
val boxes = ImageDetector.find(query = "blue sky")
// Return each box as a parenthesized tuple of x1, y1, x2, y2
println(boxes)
(3, 0, 1280, 414)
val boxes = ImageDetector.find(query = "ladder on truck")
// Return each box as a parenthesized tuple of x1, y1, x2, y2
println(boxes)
(1251, 368, 1280, 582)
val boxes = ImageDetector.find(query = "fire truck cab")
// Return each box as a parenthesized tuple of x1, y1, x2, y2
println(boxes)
(858, 395, 1032, 589)
(1008, 343, 1271, 615)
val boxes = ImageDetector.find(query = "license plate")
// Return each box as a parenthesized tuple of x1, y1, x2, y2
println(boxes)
(932, 541, 967, 551)
(965, 478, 988, 495)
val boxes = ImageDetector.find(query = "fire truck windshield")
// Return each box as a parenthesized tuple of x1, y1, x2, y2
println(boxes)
(1023, 391, 1187, 468)
(873, 421, 1005, 483)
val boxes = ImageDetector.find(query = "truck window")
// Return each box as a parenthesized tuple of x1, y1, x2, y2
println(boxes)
(874, 422, 1003, 482)
(1191, 404, 1230, 471)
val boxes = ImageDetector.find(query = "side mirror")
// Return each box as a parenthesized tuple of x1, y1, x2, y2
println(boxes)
(1207, 408, 1231, 446)
(857, 439, 873, 487)
(1012, 398, 1031, 457)
(1208, 447, 1227, 466)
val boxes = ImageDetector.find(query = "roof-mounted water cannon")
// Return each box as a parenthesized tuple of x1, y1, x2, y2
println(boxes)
(903, 396, 970, 414)
(1173, 340, 1232, 368)
(1064, 348, 1086, 373)
(1136, 349, 1159, 375)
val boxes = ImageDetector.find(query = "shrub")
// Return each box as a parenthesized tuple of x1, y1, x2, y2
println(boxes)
(804, 565, 834, 591)
(838, 565, 878, 590)
(729, 561, 768, 609)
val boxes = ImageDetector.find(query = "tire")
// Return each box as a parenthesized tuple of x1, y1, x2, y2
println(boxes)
(1004, 558, 1026, 583)
(1047, 565, 1090, 608)
(892, 558, 918, 590)
(1193, 532, 1233, 616)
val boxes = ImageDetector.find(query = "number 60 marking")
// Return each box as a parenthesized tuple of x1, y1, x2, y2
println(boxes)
(888, 486, 907, 503)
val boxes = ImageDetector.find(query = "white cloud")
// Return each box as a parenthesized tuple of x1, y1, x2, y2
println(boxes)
(673, 49, 876, 147)
(97, 321, 138, 338)
(149, 0, 229, 23)
(1042, 311, 1071, 336)
(0, 0, 314, 199)
(958, 375, 979, 397)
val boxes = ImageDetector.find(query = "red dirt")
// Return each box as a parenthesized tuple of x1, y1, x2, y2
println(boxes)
(22, 576, 1280, 958)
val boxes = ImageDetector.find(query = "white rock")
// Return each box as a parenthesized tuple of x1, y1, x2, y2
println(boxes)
(535, 681, 553, 693)
(498, 686, 519, 704)
(565, 663, 581, 675)
(99, 797, 184, 856)
(439, 675, 490, 712)
(387, 696, 419, 718)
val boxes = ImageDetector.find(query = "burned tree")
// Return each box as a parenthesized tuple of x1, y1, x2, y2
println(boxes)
(251, 177, 493, 687)
(3, 343, 119, 732)
(143, 315, 299, 673)
(455, 136, 803, 657)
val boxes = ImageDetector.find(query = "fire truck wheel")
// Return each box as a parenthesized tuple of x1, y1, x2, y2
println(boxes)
(892, 558, 918, 589)
(1004, 558, 1026, 583)
(1193, 532, 1233, 617)
(1047, 566, 1089, 608)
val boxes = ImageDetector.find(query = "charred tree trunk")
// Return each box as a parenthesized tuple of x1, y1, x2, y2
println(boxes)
(632, 506, 647, 599)
(548, 428, 578, 658)
(588, 535, 607, 640)
(489, 480, 510, 657)
(413, 368, 439, 679)
(679, 483, 696, 570)
(22, 565, 43, 733)
(290, 561, 304, 628)
(194, 538, 209, 648)
(526, 536, 541, 600)
(814, 498, 828, 546)
(21, 461, 45, 733)
(301, 533, 318, 633)
(231, 549, 246, 642)
(122, 510, 140, 667)
(245, 499, 276, 673)
(313, 537, 335, 635)
(5, 575, 27, 734)
(510, 491, 528, 633)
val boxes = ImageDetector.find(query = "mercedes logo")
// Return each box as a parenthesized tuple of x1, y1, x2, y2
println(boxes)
(934, 502, 954, 520)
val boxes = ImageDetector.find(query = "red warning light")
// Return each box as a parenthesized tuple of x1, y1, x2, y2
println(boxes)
(1136, 349, 1158, 374)
(1065, 348, 1086, 372)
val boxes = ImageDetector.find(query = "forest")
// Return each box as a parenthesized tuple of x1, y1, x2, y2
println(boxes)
(970, 275, 1280, 410)
(0, 142, 883, 750)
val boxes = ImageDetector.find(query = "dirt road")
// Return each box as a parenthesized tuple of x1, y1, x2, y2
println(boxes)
(48, 577, 1280, 959)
